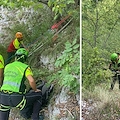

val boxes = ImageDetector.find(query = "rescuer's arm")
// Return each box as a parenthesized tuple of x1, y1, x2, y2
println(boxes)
(27, 75, 40, 92)
(25, 67, 40, 92)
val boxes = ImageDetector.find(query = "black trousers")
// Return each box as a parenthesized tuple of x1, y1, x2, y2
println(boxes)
(110, 74, 120, 90)
(0, 91, 42, 120)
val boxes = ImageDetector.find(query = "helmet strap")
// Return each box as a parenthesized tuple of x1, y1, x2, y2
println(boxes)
(16, 55, 26, 63)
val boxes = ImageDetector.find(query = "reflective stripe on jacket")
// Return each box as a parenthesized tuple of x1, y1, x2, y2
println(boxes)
(1, 61, 28, 93)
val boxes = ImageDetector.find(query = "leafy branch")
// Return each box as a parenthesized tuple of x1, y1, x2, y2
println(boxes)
(46, 39, 80, 94)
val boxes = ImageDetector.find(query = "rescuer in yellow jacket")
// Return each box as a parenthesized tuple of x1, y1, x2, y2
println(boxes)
(0, 54, 4, 86)
(0, 48, 41, 120)
(6, 32, 28, 65)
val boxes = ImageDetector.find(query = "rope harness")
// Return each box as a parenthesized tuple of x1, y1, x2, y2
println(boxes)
(0, 90, 26, 111)
(0, 104, 11, 111)
(16, 96, 26, 110)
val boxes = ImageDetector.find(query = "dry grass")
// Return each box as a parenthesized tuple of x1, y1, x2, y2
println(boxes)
(82, 82, 120, 120)
(9, 108, 31, 120)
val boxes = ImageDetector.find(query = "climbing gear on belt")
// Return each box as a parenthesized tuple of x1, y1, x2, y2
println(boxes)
(0, 104, 11, 111)
(16, 96, 26, 110)
(0, 95, 26, 111)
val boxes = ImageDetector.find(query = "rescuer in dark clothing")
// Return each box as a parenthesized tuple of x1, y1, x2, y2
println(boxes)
(109, 53, 120, 90)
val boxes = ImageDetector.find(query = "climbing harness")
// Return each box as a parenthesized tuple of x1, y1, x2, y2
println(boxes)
(16, 96, 26, 110)
(0, 94, 26, 111)
(0, 104, 11, 111)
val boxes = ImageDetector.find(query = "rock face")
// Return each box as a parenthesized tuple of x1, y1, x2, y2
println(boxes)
(0, 6, 35, 43)
(0, 6, 9, 43)
(0, 6, 19, 43)
(42, 87, 80, 120)
(82, 99, 97, 120)
(0, 6, 80, 120)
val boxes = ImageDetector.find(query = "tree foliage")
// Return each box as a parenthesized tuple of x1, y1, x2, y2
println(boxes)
(0, 0, 78, 19)
(82, 0, 120, 50)
(82, 0, 120, 90)
(46, 39, 80, 94)
(48, 0, 76, 19)
(0, 0, 43, 10)
(82, 47, 111, 90)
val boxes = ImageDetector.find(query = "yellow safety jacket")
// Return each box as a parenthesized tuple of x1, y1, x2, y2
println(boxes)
(1, 61, 28, 93)
(0, 55, 4, 68)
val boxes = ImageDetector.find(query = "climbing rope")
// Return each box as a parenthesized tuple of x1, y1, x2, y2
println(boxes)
(51, 13, 73, 41)
(53, 18, 73, 37)
(27, 11, 73, 49)
(51, 13, 72, 30)
(5, 10, 76, 64)
(25, 29, 52, 49)
(28, 18, 73, 57)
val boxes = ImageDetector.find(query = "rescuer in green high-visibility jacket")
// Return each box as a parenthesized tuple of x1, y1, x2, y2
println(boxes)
(0, 48, 42, 120)
(1, 61, 29, 93)
(109, 53, 120, 90)
(0, 54, 4, 86)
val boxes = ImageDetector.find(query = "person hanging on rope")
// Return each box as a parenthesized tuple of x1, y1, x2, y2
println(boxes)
(109, 53, 120, 90)
(0, 54, 4, 86)
(5, 32, 29, 65)
(0, 48, 53, 120)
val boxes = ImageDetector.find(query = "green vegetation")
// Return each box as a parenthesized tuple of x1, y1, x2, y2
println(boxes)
(0, 0, 79, 119)
(82, 0, 120, 119)
(0, 0, 80, 94)
(82, 47, 111, 90)
(0, 44, 7, 60)
(46, 39, 80, 94)
(82, 84, 120, 119)
(82, 0, 120, 90)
